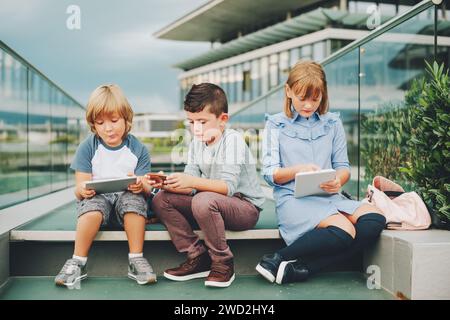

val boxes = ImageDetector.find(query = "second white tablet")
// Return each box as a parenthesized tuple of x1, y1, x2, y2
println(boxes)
(294, 169, 336, 198)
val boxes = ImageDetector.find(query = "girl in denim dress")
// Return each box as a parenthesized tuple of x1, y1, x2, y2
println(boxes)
(256, 61, 386, 285)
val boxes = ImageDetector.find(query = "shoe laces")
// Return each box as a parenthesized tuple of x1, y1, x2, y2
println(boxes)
(180, 255, 203, 269)
(131, 257, 152, 273)
(62, 259, 81, 275)
(209, 263, 230, 276)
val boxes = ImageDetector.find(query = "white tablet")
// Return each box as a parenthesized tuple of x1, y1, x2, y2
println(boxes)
(85, 176, 137, 194)
(294, 169, 336, 198)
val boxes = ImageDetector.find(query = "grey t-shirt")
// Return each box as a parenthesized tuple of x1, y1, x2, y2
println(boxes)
(184, 129, 265, 210)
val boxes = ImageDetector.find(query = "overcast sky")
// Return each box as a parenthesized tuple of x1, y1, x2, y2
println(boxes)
(0, 0, 210, 113)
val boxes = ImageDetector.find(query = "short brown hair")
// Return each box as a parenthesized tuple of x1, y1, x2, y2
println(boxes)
(86, 84, 133, 137)
(284, 60, 329, 118)
(184, 83, 228, 117)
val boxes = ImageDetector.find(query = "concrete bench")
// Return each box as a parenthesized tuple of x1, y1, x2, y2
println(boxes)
(5, 187, 450, 300)
(363, 229, 450, 300)
(9, 198, 280, 242)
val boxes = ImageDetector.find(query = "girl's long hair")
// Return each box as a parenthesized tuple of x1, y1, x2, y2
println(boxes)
(284, 60, 329, 118)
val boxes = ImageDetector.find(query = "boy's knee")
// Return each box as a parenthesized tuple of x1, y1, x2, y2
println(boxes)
(151, 191, 170, 210)
(191, 192, 219, 214)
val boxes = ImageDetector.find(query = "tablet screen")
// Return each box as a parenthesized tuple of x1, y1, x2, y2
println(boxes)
(294, 169, 336, 198)
(85, 176, 137, 194)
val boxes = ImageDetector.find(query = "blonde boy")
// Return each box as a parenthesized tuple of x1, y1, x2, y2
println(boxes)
(54, 84, 156, 287)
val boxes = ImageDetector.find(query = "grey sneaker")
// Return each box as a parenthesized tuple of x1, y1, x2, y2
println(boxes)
(55, 258, 87, 287)
(128, 257, 157, 285)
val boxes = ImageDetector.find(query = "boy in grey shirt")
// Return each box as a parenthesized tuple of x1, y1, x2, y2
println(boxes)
(150, 83, 265, 288)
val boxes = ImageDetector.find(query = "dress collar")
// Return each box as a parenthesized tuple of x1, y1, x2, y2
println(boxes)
(290, 110, 321, 123)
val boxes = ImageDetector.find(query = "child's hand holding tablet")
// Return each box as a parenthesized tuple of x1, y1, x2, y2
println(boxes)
(294, 168, 337, 198)
(84, 176, 138, 194)
(320, 174, 342, 194)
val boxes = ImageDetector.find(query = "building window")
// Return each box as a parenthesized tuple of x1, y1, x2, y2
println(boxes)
(289, 47, 300, 68)
(235, 64, 243, 103)
(221, 68, 228, 98)
(260, 56, 269, 95)
(379, 3, 396, 17)
(228, 65, 236, 104)
(269, 54, 278, 89)
(214, 69, 221, 85)
(243, 70, 251, 93)
(208, 71, 214, 83)
(300, 45, 312, 60)
(313, 41, 326, 61)
(330, 39, 353, 54)
(242, 62, 251, 102)
(279, 50, 290, 83)
(250, 59, 260, 100)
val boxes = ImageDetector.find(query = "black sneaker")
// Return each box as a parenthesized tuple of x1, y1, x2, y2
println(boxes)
(276, 260, 309, 284)
(255, 253, 296, 283)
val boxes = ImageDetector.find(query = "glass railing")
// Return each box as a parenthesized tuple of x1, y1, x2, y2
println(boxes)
(0, 40, 87, 209)
(229, 0, 449, 199)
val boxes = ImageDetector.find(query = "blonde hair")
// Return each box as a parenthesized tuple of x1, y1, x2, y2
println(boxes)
(284, 60, 329, 118)
(86, 84, 133, 137)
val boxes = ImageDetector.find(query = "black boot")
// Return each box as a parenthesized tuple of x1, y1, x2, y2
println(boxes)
(256, 253, 295, 283)
(276, 259, 309, 284)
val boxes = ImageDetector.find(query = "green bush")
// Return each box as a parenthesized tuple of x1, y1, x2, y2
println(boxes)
(361, 61, 449, 226)
(401, 62, 450, 224)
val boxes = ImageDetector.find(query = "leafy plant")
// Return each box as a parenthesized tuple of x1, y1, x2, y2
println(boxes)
(361, 61, 450, 226)
(401, 61, 450, 224)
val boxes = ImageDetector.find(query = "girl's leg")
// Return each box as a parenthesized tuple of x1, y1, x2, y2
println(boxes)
(74, 211, 103, 257)
(124, 212, 146, 254)
(301, 207, 386, 275)
(343, 203, 383, 225)
(268, 213, 355, 284)
(277, 213, 356, 260)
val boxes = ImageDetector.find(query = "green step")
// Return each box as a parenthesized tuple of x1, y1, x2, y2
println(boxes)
(0, 273, 394, 300)
(15, 200, 278, 232)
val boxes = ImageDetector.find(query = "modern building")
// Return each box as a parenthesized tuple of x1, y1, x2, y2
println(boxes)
(155, 0, 449, 114)
(132, 113, 184, 138)
(156, 0, 450, 206)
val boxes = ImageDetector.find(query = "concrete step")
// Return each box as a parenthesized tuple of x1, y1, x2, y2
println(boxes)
(9, 200, 280, 241)
(10, 239, 289, 276)
(0, 273, 394, 300)
(7, 199, 360, 277)
(363, 229, 450, 300)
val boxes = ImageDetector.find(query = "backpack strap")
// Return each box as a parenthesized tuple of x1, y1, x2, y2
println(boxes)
(383, 191, 404, 198)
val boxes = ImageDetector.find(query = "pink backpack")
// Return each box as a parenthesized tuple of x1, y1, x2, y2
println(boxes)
(362, 176, 431, 230)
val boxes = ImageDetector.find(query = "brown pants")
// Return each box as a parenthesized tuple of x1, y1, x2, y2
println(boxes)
(151, 191, 260, 263)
